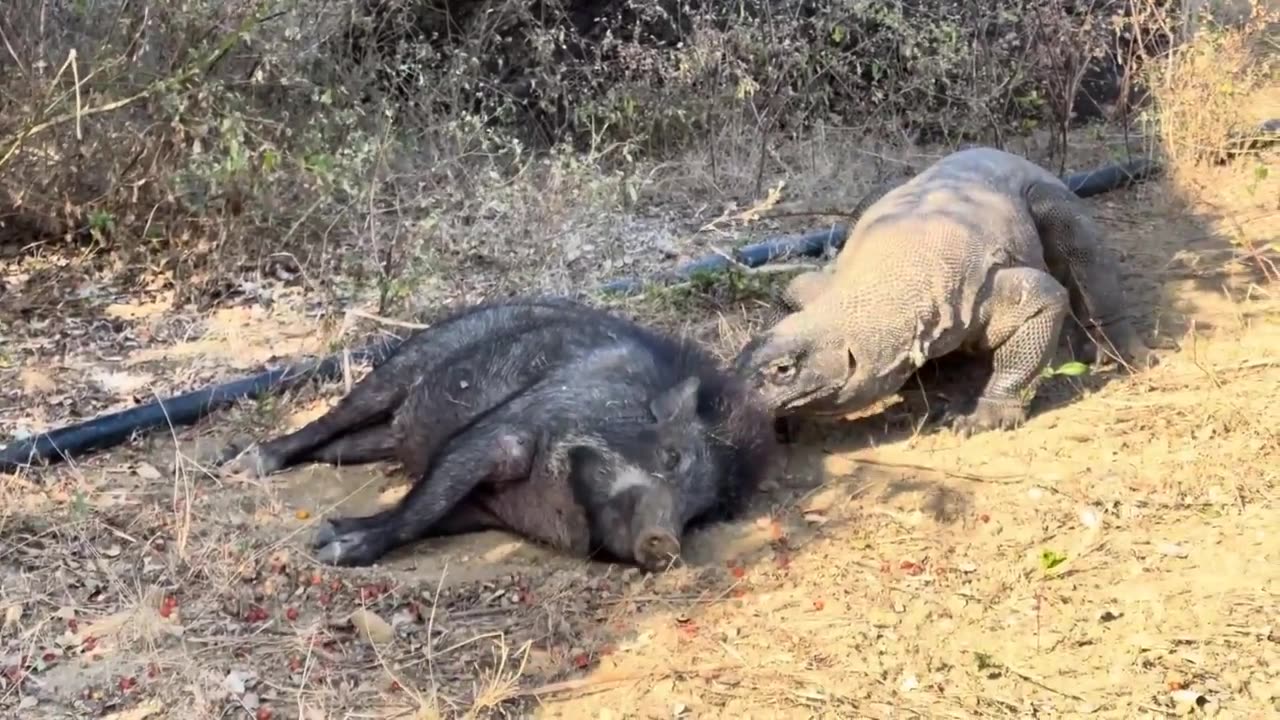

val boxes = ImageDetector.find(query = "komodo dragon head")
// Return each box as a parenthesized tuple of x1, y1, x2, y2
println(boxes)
(733, 310, 909, 417)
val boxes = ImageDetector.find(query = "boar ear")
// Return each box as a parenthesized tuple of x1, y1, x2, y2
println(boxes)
(650, 376, 701, 423)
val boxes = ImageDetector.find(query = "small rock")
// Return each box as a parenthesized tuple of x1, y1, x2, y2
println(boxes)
(802, 486, 847, 514)
(868, 609, 900, 628)
(223, 669, 256, 695)
(1078, 507, 1100, 529)
(821, 455, 858, 477)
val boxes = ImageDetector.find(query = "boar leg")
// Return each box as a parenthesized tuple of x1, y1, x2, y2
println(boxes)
(219, 300, 586, 478)
(310, 425, 540, 566)
(464, 459, 593, 557)
(298, 423, 400, 466)
(220, 378, 404, 478)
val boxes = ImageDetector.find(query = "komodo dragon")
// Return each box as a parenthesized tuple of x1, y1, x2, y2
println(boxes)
(733, 146, 1155, 436)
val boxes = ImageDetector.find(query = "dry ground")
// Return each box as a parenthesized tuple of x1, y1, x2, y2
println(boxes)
(2, 123, 1278, 720)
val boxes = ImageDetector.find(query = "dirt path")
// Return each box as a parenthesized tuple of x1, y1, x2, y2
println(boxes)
(2, 136, 1277, 719)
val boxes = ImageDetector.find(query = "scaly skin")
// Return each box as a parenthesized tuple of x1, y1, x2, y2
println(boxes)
(734, 147, 1156, 435)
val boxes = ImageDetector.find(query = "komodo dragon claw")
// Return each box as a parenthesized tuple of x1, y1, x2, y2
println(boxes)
(945, 397, 1027, 437)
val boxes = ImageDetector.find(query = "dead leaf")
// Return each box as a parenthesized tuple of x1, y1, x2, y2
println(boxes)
(20, 369, 56, 395)
(2, 604, 21, 630)
(135, 463, 162, 480)
(102, 699, 164, 720)
(349, 608, 395, 645)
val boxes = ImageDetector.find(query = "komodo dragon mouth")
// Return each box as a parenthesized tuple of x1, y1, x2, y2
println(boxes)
(774, 384, 842, 414)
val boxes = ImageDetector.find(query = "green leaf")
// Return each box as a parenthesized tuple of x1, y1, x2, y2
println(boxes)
(1254, 164, 1269, 182)
(1039, 549, 1067, 572)
(261, 149, 280, 174)
(1054, 361, 1089, 377)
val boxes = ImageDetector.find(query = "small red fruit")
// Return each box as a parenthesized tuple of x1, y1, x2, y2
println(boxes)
(730, 565, 746, 579)
(285, 607, 299, 621)
(256, 707, 273, 720)
(979, 513, 991, 523)
(118, 676, 137, 691)
(67, 618, 79, 633)
(42, 651, 57, 662)
(572, 653, 590, 669)
(812, 599, 825, 611)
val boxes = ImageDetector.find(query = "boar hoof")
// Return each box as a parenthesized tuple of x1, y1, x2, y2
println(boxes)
(311, 519, 389, 566)
(633, 529, 681, 572)
(221, 445, 284, 478)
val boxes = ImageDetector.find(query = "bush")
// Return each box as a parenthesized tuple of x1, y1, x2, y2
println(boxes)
(0, 0, 1248, 309)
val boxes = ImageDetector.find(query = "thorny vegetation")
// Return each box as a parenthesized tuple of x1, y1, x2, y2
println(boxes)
(2, 0, 1279, 718)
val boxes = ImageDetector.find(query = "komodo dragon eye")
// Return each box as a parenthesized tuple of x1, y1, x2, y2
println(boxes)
(768, 360, 797, 383)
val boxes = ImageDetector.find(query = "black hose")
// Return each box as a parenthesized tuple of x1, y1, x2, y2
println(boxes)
(0, 142, 1253, 474)
(0, 344, 396, 474)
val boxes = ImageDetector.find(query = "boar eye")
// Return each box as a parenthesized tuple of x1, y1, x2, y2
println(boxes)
(659, 447, 681, 471)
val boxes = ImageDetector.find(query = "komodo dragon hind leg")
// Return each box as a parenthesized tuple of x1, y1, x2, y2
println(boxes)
(948, 267, 1070, 437)
(1023, 180, 1155, 370)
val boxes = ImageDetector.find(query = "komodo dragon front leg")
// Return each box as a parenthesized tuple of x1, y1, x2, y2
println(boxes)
(949, 266, 1070, 436)
(1024, 180, 1155, 369)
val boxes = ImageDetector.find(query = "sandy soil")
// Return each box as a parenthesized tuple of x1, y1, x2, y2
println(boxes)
(2, 127, 1278, 720)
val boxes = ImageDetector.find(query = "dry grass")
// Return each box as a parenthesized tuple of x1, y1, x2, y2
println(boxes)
(1145, 1, 1279, 170)
(3, 6, 1280, 720)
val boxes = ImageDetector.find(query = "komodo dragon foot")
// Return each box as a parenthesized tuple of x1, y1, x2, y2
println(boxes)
(945, 397, 1027, 437)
